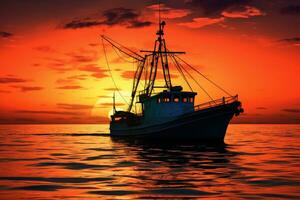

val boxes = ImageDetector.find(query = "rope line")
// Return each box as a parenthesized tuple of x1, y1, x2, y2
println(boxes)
(170, 55, 193, 92)
(172, 55, 215, 103)
(102, 38, 129, 106)
(112, 45, 137, 63)
(102, 35, 144, 61)
(175, 55, 233, 97)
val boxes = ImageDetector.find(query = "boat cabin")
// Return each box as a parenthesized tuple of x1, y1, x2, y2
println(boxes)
(140, 89, 197, 122)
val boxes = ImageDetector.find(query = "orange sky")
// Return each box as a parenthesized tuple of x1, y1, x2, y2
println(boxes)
(0, 0, 299, 124)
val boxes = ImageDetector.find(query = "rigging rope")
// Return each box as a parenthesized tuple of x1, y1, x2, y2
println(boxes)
(101, 38, 129, 106)
(170, 55, 193, 92)
(112, 45, 137, 63)
(102, 35, 144, 61)
(172, 55, 216, 103)
(175, 55, 233, 97)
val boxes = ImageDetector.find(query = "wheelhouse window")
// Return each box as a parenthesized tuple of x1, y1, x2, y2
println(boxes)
(163, 97, 170, 103)
(161, 97, 171, 103)
(182, 97, 188, 103)
(173, 95, 180, 103)
(189, 97, 194, 103)
(157, 97, 161, 103)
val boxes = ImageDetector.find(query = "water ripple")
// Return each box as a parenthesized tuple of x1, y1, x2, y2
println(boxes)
(0, 124, 299, 199)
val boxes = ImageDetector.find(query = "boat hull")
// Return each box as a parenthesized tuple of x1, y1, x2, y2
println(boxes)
(110, 101, 241, 141)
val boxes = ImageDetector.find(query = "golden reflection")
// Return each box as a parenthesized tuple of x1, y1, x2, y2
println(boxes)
(0, 125, 299, 199)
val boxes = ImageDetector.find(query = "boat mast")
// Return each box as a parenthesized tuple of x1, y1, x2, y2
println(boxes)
(126, 17, 174, 111)
(141, 2, 185, 97)
(146, 20, 173, 95)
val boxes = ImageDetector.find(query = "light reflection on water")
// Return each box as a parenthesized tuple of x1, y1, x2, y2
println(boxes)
(0, 124, 299, 199)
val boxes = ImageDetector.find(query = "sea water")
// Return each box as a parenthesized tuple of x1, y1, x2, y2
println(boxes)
(0, 124, 299, 199)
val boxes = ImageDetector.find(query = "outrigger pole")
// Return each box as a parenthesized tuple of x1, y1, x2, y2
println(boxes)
(101, 35, 146, 112)
(101, 35, 144, 62)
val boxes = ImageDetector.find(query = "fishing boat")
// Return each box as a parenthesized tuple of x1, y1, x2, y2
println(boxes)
(101, 18, 244, 141)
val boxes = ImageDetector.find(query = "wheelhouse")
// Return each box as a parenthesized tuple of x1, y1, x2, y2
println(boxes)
(139, 89, 197, 122)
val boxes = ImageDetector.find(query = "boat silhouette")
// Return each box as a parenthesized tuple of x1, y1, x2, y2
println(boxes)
(101, 16, 244, 141)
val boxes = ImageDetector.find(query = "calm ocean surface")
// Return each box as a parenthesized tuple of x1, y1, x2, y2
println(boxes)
(0, 124, 299, 199)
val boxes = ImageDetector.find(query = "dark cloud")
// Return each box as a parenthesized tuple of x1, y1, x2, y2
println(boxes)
(121, 70, 142, 79)
(147, 3, 191, 19)
(256, 107, 267, 110)
(280, 5, 300, 15)
(63, 7, 152, 29)
(0, 116, 39, 124)
(168, 0, 264, 28)
(278, 37, 300, 46)
(103, 7, 138, 24)
(46, 57, 74, 72)
(14, 118, 40, 123)
(0, 89, 10, 93)
(0, 115, 108, 124)
(48, 65, 75, 72)
(57, 103, 93, 110)
(33, 63, 41, 67)
(0, 76, 27, 84)
(279, 37, 300, 43)
(0, 0, 106, 27)
(91, 72, 108, 79)
(186, 0, 251, 17)
(0, 31, 13, 38)
(46, 49, 99, 72)
(68, 54, 97, 63)
(56, 85, 84, 90)
(282, 108, 300, 113)
(0, 108, 107, 124)
(79, 65, 103, 72)
(128, 20, 152, 28)
(16, 110, 79, 115)
(102, 7, 151, 28)
(64, 20, 101, 29)
(11, 86, 43, 92)
(56, 74, 88, 84)
(78, 65, 108, 79)
(34, 45, 56, 53)
(65, 49, 99, 65)
(89, 43, 98, 47)
(46, 57, 66, 64)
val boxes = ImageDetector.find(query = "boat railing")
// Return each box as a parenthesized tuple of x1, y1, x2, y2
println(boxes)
(131, 95, 238, 117)
(194, 95, 238, 111)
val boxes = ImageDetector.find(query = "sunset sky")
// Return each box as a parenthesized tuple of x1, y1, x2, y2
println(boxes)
(0, 0, 299, 124)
